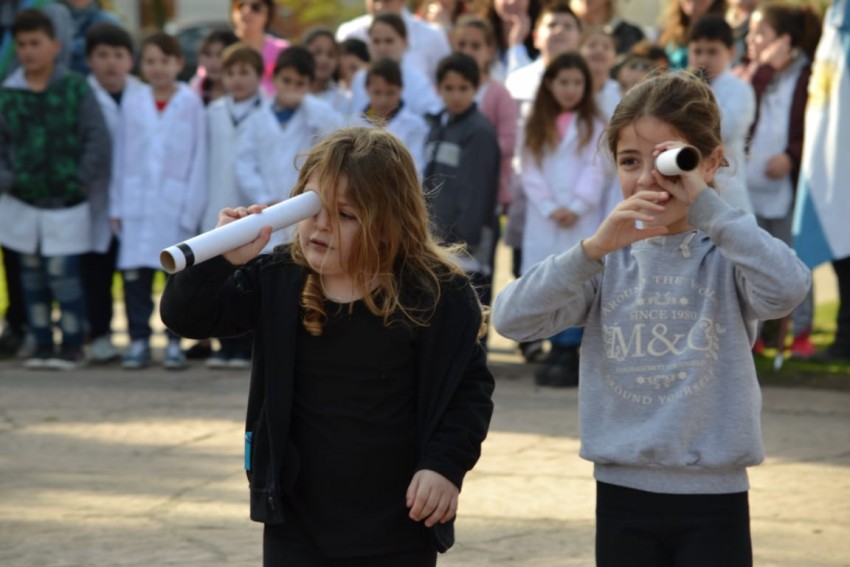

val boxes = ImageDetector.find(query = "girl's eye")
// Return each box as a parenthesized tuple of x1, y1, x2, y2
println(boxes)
(339, 210, 356, 220)
(618, 158, 639, 168)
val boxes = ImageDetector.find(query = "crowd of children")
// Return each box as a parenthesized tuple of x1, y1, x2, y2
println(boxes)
(0, 0, 837, 378)
(0, 1, 842, 565)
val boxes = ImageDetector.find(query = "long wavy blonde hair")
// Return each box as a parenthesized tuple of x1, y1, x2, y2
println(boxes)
(290, 127, 471, 336)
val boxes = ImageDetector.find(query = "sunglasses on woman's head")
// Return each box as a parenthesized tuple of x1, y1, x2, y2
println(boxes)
(237, 1, 264, 13)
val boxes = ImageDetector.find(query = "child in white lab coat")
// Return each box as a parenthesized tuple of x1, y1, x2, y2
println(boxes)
(519, 51, 607, 387)
(111, 32, 207, 370)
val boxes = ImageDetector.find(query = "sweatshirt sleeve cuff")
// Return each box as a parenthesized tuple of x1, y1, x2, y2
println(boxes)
(552, 241, 605, 283)
(687, 188, 734, 231)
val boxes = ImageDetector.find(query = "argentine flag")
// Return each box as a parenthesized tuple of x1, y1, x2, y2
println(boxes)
(793, 0, 850, 268)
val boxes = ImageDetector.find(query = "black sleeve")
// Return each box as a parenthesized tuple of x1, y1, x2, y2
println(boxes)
(417, 282, 495, 489)
(159, 255, 264, 340)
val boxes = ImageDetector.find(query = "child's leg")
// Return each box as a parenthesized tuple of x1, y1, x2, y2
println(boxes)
(122, 268, 156, 342)
(43, 254, 87, 351)
(82, 238, 118, 342)
(596, 481, 752, 567)
(18, 253, 54, 351)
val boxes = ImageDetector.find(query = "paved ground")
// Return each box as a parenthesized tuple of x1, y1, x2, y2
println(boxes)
(0, 259, 847, 566)
(1, 348, 849, 567)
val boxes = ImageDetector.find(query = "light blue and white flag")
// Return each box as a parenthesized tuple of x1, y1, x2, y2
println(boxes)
(793, 0, 850, 268)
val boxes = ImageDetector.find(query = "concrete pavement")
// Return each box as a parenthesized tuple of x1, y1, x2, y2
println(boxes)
(1, 348, 849, 566)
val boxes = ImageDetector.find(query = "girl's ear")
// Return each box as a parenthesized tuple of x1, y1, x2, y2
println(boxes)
(700, 145, 724, 182)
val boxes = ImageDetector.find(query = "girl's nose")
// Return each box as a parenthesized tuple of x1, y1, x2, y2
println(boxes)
(315, 208, 331, 230)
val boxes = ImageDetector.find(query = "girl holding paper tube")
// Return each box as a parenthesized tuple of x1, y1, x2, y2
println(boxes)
(492, 73, 810, 565)
(160, 127, 494, 566)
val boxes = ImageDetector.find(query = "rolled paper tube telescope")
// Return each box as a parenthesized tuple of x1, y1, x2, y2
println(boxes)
(160, 191, 322, 274)
(654, 145, 701, 176)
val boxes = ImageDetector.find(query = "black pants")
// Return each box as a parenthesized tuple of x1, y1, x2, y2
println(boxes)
(263, 522, 437, 567)
(1, 245, 27, 331)
(596, 481, 752, 567)
(833, 255, 850, 350)
(81, 238, 118, 339)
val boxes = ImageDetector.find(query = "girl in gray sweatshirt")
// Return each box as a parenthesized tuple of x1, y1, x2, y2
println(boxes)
(492, 73, 811, 566)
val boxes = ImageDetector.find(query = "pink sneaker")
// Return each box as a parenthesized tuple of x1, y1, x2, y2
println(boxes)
(790, 332, 816, 359)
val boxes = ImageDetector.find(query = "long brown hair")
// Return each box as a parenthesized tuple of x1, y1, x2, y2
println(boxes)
(525, 51, 599, 165)
(289, 128, 470, 336)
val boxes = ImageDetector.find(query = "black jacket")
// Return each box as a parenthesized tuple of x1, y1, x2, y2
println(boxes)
(160, 248, 495, 552)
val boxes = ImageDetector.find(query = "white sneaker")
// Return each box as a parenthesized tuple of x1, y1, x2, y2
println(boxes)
(90, 335, 119, 363)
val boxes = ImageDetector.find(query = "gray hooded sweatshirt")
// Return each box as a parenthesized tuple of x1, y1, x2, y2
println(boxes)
(492, 189, 811, 494)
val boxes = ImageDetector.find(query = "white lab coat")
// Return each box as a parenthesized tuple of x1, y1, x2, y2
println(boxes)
(712, 69, 756, 213)
(201, 95, 269, 233)
(113, 83, 207, 270)
(87, 74, 146, 253)
(351, 107, 429, 180)
(240, 95, 345, 248)
(335, 8, 451, 83)
(349, 62, 442, 119)
(520, 118, 607, 274)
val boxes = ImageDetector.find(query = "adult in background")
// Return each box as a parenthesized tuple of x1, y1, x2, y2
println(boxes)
(336, 0, 451, 83)
(62, 0, 120, 74)
(230, 0, 287, 96)
(0, 0, 73, 358)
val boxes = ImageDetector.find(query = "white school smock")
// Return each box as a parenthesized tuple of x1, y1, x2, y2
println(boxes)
(712, 69, 755, 213)
(113, 83, 207, 270)
(351, 107, 429, 180)
(87, 74, 145, 253)
(241, 95, 345, 248)
(519, 118, 607, 274)
(336, 8, 451, 83)
(746, 56, 807, 219)
(201, 94, 267, 233)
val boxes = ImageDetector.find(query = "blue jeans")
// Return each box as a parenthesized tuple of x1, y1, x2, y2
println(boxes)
(122, 268, 179, 342)
(19, 252, 86, 350)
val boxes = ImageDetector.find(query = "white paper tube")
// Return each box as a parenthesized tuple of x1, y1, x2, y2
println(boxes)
(654, 145, 701, 176)
(160, 192, 322, 274)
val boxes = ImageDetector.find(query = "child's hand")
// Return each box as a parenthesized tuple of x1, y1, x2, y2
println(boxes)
(507, 12, 531, 48)
(582, 190, 670, 259)
(550, 207, 578, 228)
(406, 469, 459, 528)
(218, 205, 272, 266)
(758, 34, 793, 70)
(651, 142, 710, 205)
(765, 153, 793, 179)
(109, 218, 121, 235)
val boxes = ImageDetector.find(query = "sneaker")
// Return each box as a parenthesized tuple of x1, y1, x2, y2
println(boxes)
(90, 335, 119, 363)
(752, 337, 766, 356)
(23, 345, 54, 370)
(227, 356, 252, 369)
(790, 332, 816, 359)
(205, 350, 230, 369)
(0, 326, 25, 358)
(164, 341, 188, 370)
(535, 346, 579, 388)
(519, 339, 546, 363)
(47, 347, 87, 371)
(122, 340, 151, 370)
